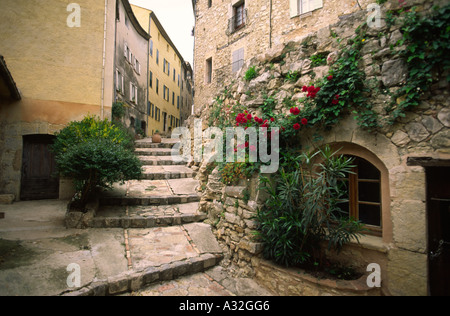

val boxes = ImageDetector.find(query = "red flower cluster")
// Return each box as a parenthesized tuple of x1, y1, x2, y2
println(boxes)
(235, 112, 250, 126)
(331, 94, 340, 105)
(234, 108, 308, 138)
(290, 107, 300, 115)
(302, 85, 321, 98)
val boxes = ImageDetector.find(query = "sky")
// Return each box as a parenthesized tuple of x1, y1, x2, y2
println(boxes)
(129, 0, 195, 65)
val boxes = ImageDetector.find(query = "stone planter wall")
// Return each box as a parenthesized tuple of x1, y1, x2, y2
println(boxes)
(189, 0, 450, 295)
(254, 259, 382, 296)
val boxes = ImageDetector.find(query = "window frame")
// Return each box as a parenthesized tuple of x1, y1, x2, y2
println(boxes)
(336, 155, 384, 236)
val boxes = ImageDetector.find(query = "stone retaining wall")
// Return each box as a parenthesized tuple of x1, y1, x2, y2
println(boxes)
(190, 0, 450, 295)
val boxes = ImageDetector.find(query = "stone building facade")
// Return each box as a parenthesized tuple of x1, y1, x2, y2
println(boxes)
(0, 0, 117, 200)
(131, 5, 194, 136)
(114, 0, 150, 136)
(191, 0, 450, 296)
(191, 0, 374, 113)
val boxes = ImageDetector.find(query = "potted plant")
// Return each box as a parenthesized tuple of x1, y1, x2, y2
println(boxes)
(152, 129, 161, 143)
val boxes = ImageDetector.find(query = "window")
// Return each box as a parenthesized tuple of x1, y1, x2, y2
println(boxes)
(156, 78, 159, 94)
(116, 69, 124, 93)
(155, 106, 160, 121)
(228, 1, 246, 34)
(234, 2, 245, 29)
(135, 59, 141, 75)
(232, 48, 245, 73)
(336, 156, 382, 232)
(172, 92, 175, 105)
(156, 49, 159, 65)
(130, 83, 138, 103)
(149, 71, 153, 88)
(208, 0, 212, 8)
(124, 43, 129, 60)
(205, 58, 212, 84)
(289, 0, 323, 18)
(150, 40, 153, 57)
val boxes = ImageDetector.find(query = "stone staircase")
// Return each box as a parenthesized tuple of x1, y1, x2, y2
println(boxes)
(69, 138, 224, 296)
(95, 138, 205, 228)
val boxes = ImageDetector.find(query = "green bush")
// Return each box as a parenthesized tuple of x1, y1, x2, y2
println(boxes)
(53, 116, 142, 210)
(52, 115, 135, 153)
(255, 146, 364, 268)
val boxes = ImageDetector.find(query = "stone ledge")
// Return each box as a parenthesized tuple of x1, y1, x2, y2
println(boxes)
(60, 253, 224, 296)
(0, 194, 15, 205)
(99, 194, 201, 206)
(89, 213, 207, 229)
(65, 198, 99, 229)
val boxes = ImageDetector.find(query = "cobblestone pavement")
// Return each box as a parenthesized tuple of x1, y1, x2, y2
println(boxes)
(125, 265, 274, 297)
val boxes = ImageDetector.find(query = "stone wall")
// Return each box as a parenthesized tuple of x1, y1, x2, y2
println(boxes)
(192, 0, 374, 114)
(190, 0, 450, 296)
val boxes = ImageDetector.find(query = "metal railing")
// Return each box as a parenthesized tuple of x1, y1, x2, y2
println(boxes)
(226, 8, 248, 35)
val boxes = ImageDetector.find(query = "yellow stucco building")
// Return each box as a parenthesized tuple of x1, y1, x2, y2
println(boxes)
(0, 0, 116, 200)
(131, 4, 192, 136)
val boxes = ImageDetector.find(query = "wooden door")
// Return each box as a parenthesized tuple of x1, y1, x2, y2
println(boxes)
(20, 135, 59, 200)
(427, 167, 450, 296)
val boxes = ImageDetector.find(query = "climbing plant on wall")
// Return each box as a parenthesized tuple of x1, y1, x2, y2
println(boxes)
(386, 4, 450, 123)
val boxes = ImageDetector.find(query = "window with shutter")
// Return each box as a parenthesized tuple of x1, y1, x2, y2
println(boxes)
(232, 48, 245, 73)
(290, 0, 323, 17)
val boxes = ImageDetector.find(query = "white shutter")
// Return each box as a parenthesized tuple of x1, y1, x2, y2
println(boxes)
(289, 0, 299, 17)
(311, 0, 323, 11)
(301, 0, 310, 14)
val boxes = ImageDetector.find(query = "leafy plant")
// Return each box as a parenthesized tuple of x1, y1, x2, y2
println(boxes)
(300, 26, 380, 131)
(255, 146, 364, 268)
(310, 53, 327, 67)
(285, 70, 301, 83)
(112, 101, 126, 120)
(219, 160, 260, 185)
(52, 116, 142, 210)
(385, 4, 450, 123)
(244, 66, 258, 81)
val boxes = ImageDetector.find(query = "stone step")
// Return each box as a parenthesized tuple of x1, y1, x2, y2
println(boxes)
(138, 156, 186, 166)
(135, 148, 175, 157)
(64, 224, 223, 296)
(141, 166, 194, 180)
(91, 202, 206, 229)
(135, 138, 179, 149)
(99, 194, 201, 207)
(99, 179, 200, 207)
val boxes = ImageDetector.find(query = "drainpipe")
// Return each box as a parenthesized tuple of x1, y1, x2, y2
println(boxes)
(101, 0, 108, 120)
(269, 0, 273, 49)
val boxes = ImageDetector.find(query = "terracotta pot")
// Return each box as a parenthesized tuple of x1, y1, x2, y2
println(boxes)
(152, 133, 161, 143)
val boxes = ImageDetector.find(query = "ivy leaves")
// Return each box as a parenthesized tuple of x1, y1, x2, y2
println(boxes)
(387, 4, 450, 123)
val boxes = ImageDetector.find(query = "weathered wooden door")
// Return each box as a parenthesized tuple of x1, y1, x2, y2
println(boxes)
(20, 135, 59, 200)
(427, 167, 450, 296)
